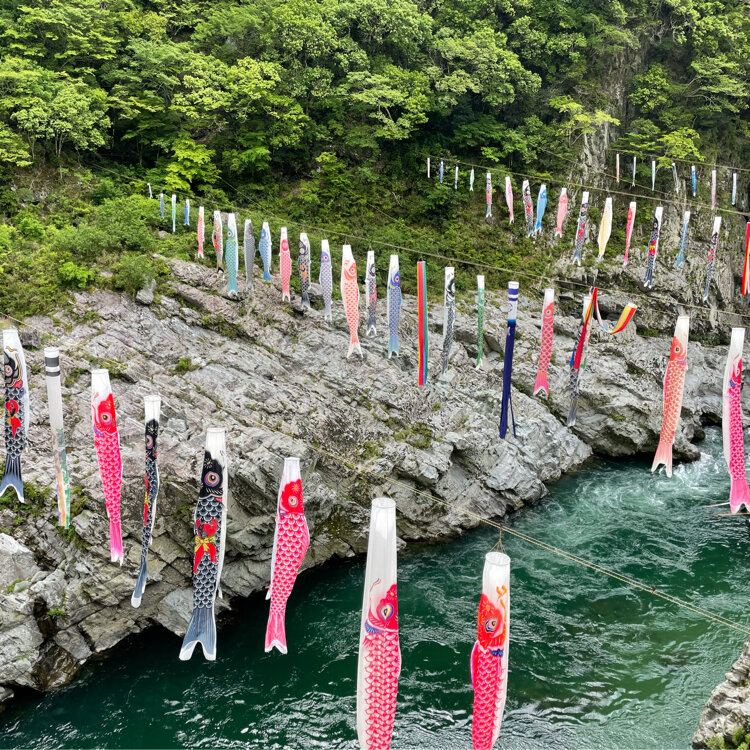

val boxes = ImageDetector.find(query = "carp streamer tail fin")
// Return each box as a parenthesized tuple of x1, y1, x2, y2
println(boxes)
(109, 518, 124, 565)
(265, 611, 288, 654)
(651, 437, 673, 478)
(0, 455, 23, 503)
(729, 479, 750, 514)
(388, 334, 399, 359)
(533, 372, 549, 398)
(131, 559, 148, 608)
(180, 606, 217, 661)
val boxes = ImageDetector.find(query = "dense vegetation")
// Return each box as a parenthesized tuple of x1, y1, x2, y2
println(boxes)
(0, 0, 747, 316)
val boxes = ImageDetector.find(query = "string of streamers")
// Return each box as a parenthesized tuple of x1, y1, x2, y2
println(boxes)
(604, 146, 750, 174)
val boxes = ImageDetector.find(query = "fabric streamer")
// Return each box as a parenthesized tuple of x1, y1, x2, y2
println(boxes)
(702, 216, 722, 302)
(593, 291, 636, 334)
(499, 281, 519, 439)
(212, 210, 224, 271)
(567, 293, 594, 428)
(259, 221, 272, 281)
(184, 198, 190, 226)
(320, 240, 333, 321)
(711, 169, 717, 209)
(179, 427, 228, 661)
(1, 329, 28, 503)
(651, 316, 689, 477)
(476, 275, 485, 369)
(454, 166, 458, 190)
(535, 184, 547, 235)
(555, 188, 568, 238)
(171, 193, 176, 233)
(197, 206, 205, 259)
(651, 160, 656, 191)
(504, 176, 513, 224)
(672, 163, 679, 195)
(732, 173, 737, 206)
(280, 227, 291, 301)
(743, 223, 750, 296)
(225, 213, 238, 297)
(427, 158, 430, 179)
(442, 266, 455, 374)
(265, 457, 309, 653)
(597, 197, 612, 260)
(357, 497, 400, 750)
(387, 254, 401, 359)
(365, 249, 377, 335)
(631, 156, 636, 187)
(486, 173, 492, 218)
(470, 169, 475, 191)
(91, 369, 123, 564)
(298, 232, 311, 308)
(572, 191, 589, 266)
(147, 183, 152, 199)
(691, 165, 696, 197)
(341, 244, 362, 358)
(533, 288, 555, 397)
(159, 192, 164, 219)
(132, 395, 161, 608)
(522, 180, 534, 237)
(723, 329, 750, 513)
(471, 551, 510, 750)
(643, 206, 663, 289)
(675, 211, 690, 268)
(44, 347, 70, 526)
(623, 201, 636, 267)
(244, 219, 255, 291)
(616, 153, 620, 183)
(440, 160, 444, 184)
(417, 261, 428, 386)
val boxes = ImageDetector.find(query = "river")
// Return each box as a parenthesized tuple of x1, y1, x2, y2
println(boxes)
(1, 428, 747, 749)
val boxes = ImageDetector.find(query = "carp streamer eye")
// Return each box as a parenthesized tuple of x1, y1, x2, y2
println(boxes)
(205, 471, 220, 487)
(101, 412, 112, 424)
(146, 435, 154, 449)
(379, 603, 394, 621)
(485, 617, 498, 633)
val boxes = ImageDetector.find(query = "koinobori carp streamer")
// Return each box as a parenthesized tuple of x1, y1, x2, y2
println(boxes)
(387, 254, 401, 358)
(597, 197, 612, 260)
(442, 266, 455, 374)
(244, 218, 255, 290)
(533, 287, 555, 397)
(522, 180, 534, 237)
(675, 211, 690, 268)
(535, 184, 547, 235)
(259, 222, 272, 281)
(723, 328, 750, 514)
(672, 162, 680, 195)
(504, 176, 513, 224)
(44, 347, 70, 526)
(631, 156, 637, 187)
(485, 173, 492, 218)
(572, 191, 590, 266)
(623, 201, 636, 267)
(357, 497, 400, 750)
(743, 223, 750, 296)
(212, 210, 224, 271)
(298, 232, 311, 308)
(567, 292, 594, 428)
(365, 250, 377, 336)
(341, 244, 362, 358)
(265, 458, 310, 653)
(320, 240, 333, 321)
(499, 281, 519, 439)
(184, 198, 190, 225)
(280, 226, 291, 301)
(197, 206, 205, 259)
(691, 165, 697, 197)
(439, 160, 444, 183)
(476, 275, 485, 369)
(703, 216, 722, 302)
(470, 168, 475, 191)
(159, 192, 164, 219)
(555, 188, 568, 238)
(616, 153, 620, 183)
(643, 206, 663, 289)
(171, 193, 176, 233)
(180, 427, 228, 661)
(711, 169, 717, 209)
(1, 329, 28, 503)
(225, 213, 239, 297)
(417, 261, 428, 385)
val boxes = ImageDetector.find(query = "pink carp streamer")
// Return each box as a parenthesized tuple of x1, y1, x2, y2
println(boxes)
(504, 176, 514, 224)
(723, 329, 750, 513)
(652, 316, 690, 477)
(471, 551, 510, 750)
(197, 206, 205, 258)
(280, 226, 291, 301)
(554, 188, 567, 237)
(623, 201, 636, 267)
(533, 287, 555, 397)
(743, 223, 750, 296)
(485, 173, 492, 218)
(341, 244, 362, 357)
(357, 497, 400, 750)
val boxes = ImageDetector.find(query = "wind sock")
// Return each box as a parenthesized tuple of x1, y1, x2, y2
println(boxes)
(341, 245, 362, 357)
(643, 206, 663, 289)
(365, 250, 377, 335)
(171, 193, 176, 233)
(179, 428, 228, 661)
(159, 192, 164, 219)
(703, 216, 722, 302)
(651, 160, 656, 191)
(522, 180, 534, 237)
(567, 293, 594, 428)
(225, 213, 238, 297)
(470, 169, 475, 191)
(280, 227, 291, 301)
(147, 183, 152, 199)
(320, 240, 333, 321)
(441, 266, 455, 374)
(597, 197, 612, 259)
(132, 395, 160, 608)
(184, 198, 190, 225)
(259, 222, 272, 281)
(387, 254, 401, 359)
(691, 165, 697, 197)
(593, 292, 636, 334)
(631, 156, 637, 187)
(476, 275, 485, 369)
(417, 261, 428, 385)
(471, 551, 510, 750)
(44, 348, 70, 527)
(357, 497, 400, 750)
(439, 160, 444, 184)
(499, 282, 519, 440)
(265, 457, 309, 653)
(212, 210, 224, 271)
(533, 288, 554, 397)
(616, 153, 620, 183)
(732, 173, 738, 206)
(652, 316, 689, 477)
(672, 163, 679, 194)
(675, 211, 690, 268)
(1, 329, 27, 502)
(91, 369, 123, 564)
(504, 176, 513, 224)
(298, 233, 311, 308)
(743, 223, 750, 296)
(197, 206, 205, 259)
(427, 157, 430, 178)
(454, 166, 459, 190)
(711, 169, 717, 209)
(485, 173, 492, 218)
(723, 329, 750, 513)
(244, 219, 255, 290)
(623, 201, 636, 267)
(572, 191, 589, 265)
(535, 184, 547, 235)
(555, 188, 568, 237)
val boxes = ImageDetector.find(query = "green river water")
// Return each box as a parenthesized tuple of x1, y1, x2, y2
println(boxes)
(2, 428, 748, 749)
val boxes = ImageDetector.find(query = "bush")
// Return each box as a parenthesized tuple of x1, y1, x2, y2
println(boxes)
(112, 253, 165, 297)
(53, 224, 113, 261)
(59, 261, 95, 289)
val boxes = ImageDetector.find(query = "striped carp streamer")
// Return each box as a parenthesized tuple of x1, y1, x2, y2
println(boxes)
(623, 201, 636, 267)
(357, 497, 400, 750)
(521, 180, 534, 237)
(180, 427, 228, 661)
(470, 169, 475, 191)
(743, 223, 750, 296)
(471, 551, 510, 750)
(476, 275, 485, 369)
(132, 395, 161, 608)
(280, 227, 291, 301)
(244, 219, 255, 291)
(702, 216, 722, 303)
(387, 254, 401, 359)
(320, 239, 333, 321)
(652, 316, 689, 477)
(555, 188, 568, 237)
(499, 281, 519, 440)
(535, 184, 547, 235)
(259, 221, 272, 281)
(643, 206, 663, 289)
(593, 292, 636, 334)
(341, 244, 362, 358)
(533, 287, 555, 397)
(485, 173, 492, 218)
(691, 165, 697, 197)
(442, 266, 455, 374)
(567, 292, 594, 428)
(298, 232, 311, 308)
(572, 191, 590, 266)
(439, 160, 444, 184)
(651, 160, 656, 191)
(631, 156, 637, 187)
(197, 206, 205, 259)
(365, 249, 377, 335)
(672, 163, 679, 195)
(711, 169, 717, 209)
(159, 192, 164, 219)
(732, 173, 738, 206)
(724, 329, 750, 513)
(212, 210, 224, 271)
(454, 165, 459, 190)
(184, 198, 190, 225)
(266, 457, 309, 653)
(417, 261, 428, 386)
(44, 347, 70, 526)
(616, 153, 620, 183)
(91, 369, 123, 564)
(1, 329, 28, 503)
(171, 193, 176, 233)
(504, 176, 513, 224)
(225, 213, 239, 297)
(427, 157, 430, 178)
(597, 197, 613, 260)
(147, 182, 152, 199)
(675, 211, 690, 268)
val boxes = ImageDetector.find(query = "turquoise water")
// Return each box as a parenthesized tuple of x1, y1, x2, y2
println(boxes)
(2, 429, 748, 749)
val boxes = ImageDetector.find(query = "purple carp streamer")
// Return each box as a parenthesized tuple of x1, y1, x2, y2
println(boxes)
(184, 198, 190, 225)
(259, 222, 272, 281)
(387, 254, 401, 359)
(320, 240, 333, 321)
(499, 282, 519, 440)
(298, 232, 311, 308)
(572, 191, 589, 266)
(643, 206, 663, 289)
(44, 348, 70, 526)
(476, 275, 485, 369)
(1, 329, 28, 503)
(441, 266, 455, 375)
(365, 250, 377, 336)
(504, 176, 514, 224)
(244, 218, 255, 290)
(485, 173, 492, 218)
(703, 216, 722, 302)
(522, 180, 534, 237)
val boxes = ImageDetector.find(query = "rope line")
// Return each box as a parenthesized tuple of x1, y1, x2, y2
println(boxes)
(604, 146, 750, 174)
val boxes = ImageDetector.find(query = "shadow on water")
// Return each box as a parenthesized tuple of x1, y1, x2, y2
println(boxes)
(1, 428, 748, 749)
